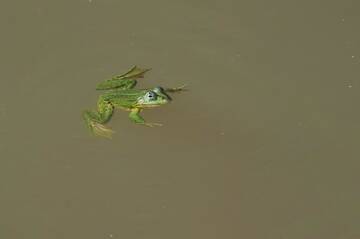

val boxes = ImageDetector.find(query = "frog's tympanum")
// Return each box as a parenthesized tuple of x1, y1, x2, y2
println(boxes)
(83, 66, 185, 138)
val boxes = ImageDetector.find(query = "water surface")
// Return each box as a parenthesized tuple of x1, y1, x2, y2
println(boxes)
(1, 0, 360, 238)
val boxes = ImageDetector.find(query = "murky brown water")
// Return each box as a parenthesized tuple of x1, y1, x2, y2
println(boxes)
(1, 0, 360, 238)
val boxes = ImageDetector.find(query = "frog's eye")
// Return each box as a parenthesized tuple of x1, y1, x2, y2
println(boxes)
(145, 91, 157, 101)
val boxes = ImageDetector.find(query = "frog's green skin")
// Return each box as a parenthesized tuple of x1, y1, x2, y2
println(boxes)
(83, 66, 185, 138)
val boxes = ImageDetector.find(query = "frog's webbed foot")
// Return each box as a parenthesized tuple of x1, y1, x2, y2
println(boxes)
(144, 122, 163, 127)
(96, 66, 151, 90)
(89, 121, 114, 139)
(165, 84, 188, 93)
(114, 65, 151, 80)
(83, 100, 115, 138)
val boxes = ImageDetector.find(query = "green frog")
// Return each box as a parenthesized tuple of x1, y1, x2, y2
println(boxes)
(83, 66, 185, 138)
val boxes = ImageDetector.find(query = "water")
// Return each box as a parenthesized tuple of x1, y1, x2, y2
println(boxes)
(1, 0, 360, 238)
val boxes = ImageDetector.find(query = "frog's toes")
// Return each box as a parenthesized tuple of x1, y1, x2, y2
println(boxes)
(90, 121, 114, 138)
(144, 122, 163, 127)
(166, 84, 188, 93)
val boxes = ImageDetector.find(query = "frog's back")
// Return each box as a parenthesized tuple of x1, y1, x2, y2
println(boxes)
(101, 89, 146, 109)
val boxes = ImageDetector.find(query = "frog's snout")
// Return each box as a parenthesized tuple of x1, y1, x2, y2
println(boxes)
(154, 86, 172, 102)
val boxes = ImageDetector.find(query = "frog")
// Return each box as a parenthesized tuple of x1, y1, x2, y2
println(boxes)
(83, 66, 186, 138)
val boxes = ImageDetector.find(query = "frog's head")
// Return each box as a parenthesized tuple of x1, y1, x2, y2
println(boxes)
(136, 87, 171, 108)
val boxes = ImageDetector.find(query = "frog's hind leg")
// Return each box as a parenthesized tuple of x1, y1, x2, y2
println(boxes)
(96, 66, 151, 90)
(83, 98, 114, 138)
(96, 79, 137, 91)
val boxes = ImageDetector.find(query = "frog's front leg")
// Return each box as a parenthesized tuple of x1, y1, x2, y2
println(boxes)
(83, 97, 114, 138)
(129, 108, 162, 127)
(164, 84, 187, 93)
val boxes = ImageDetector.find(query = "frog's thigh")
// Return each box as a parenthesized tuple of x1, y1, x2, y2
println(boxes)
(97, 98, 114, 123)
(122, 79, 137, 90)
